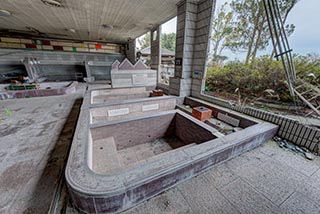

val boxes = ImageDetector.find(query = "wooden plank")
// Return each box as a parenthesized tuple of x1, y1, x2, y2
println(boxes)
(294, 89, 320, 116)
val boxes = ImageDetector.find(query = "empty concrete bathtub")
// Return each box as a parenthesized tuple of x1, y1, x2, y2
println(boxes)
(66, 108, 278, 213)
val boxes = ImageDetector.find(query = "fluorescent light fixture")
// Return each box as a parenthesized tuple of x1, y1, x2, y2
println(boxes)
(66, 28, 76, 33)
(41, 0, 62, 7)
(102, 24, 113, 31)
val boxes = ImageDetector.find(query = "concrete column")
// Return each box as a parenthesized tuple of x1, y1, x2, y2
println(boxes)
(126, 38, 136, 64)
(150, 26, 161, 84)
(169, 0, 216, 97)
(191, 0, 216, 97)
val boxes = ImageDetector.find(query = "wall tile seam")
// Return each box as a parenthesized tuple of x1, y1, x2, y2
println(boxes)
(184, 10, 199, 16)
(192, 49, 208, 54)
(176, 35, 186, 40)
(197, 5, 213, 14)
(194, 39, 207, 46)
(177, 16, 186, 24)
(196, 15, 213, 24)
(185, 18, 198, 23)
(184, 27, 199, 31)
(194, 25, 211, 32)
(178, 11, 186, 17)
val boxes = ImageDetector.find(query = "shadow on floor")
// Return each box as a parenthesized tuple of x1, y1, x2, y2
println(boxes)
(23, 98, 83, 214)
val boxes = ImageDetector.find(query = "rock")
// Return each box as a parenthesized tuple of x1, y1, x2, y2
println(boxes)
(301, 147, 310, 153)
(233, 127, 242, 132)
(274, 137, 315, 161)
(295, 146, 305, 153)
(304, 152, 315, 161)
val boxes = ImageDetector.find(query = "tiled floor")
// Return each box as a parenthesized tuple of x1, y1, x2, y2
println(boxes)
(0, 85, 85, 214)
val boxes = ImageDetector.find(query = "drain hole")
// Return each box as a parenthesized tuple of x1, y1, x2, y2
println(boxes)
(148, 135, 151, 138)
(100, 147, 103, 150)
(129, 140, 131, 143)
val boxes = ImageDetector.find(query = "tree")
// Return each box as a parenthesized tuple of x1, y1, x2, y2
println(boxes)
(137, 32, 150, 50)
(211, 2, 234, 66)
(161, 33, 176, 51)
(138, 32, 176, 51)
(227, 0, 298, 64)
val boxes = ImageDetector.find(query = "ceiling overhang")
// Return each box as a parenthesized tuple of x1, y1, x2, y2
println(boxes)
(0, 0, 182, 44)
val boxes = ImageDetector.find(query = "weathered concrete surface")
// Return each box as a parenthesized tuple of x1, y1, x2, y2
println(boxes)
(0, 85, 85, 214)
(0, 81, 78, 100)
(64, 141, 320, 214)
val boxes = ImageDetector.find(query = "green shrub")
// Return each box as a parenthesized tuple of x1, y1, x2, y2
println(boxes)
(206, 54, 320, 102)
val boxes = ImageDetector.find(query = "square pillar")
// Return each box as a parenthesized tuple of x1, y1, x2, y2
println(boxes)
(191, 0, 216, 97)
(169, 0, 216, 97)
(151, 26, 161, 84)
(126, 38, 136, 64)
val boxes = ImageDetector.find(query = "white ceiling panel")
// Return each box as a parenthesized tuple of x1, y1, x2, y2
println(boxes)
(0, 0, 181, 43)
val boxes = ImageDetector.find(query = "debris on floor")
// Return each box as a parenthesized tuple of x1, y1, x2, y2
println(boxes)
(273, 136, 315, 160)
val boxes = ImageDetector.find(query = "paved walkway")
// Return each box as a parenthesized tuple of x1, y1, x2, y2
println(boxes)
(0, 86, 85, 214)
(119, 141, 320, 214)
(65, 140, 320, 214)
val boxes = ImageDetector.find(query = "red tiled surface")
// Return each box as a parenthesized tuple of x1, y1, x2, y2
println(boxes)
(150, 89, 164, 97)
(192, 106, 212, 121)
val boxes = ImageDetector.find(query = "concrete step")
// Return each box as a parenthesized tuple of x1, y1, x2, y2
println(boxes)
(92, 137, 121, 174)
(176, 104, 193, 114)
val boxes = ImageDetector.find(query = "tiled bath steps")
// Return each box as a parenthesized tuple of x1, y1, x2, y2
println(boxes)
(176, 104, 243, 135)
(194, 95, 320, 153)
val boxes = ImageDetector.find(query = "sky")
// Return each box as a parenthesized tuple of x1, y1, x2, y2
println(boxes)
(161, 0, 320, 60)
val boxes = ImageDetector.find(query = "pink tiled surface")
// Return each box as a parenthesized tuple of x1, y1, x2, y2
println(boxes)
(90, 97, 176, 123)
(175, 114, 216, 144)
(91, 113, 175, 150)
(91, 111, 217, 151)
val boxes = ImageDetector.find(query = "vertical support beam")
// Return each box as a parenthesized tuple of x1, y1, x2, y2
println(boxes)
(126, 38, 136, 64)
(191, 0, 215, 98)
(151, 26, 162, 84)
(169, 0, 216, 97)
(84, 61, 92, 78)
(83, 61, 95, 83)
(169, 0, 197, 97)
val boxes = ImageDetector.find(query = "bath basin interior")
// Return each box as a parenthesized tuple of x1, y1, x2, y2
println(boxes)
(89, 112, 218, 174)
